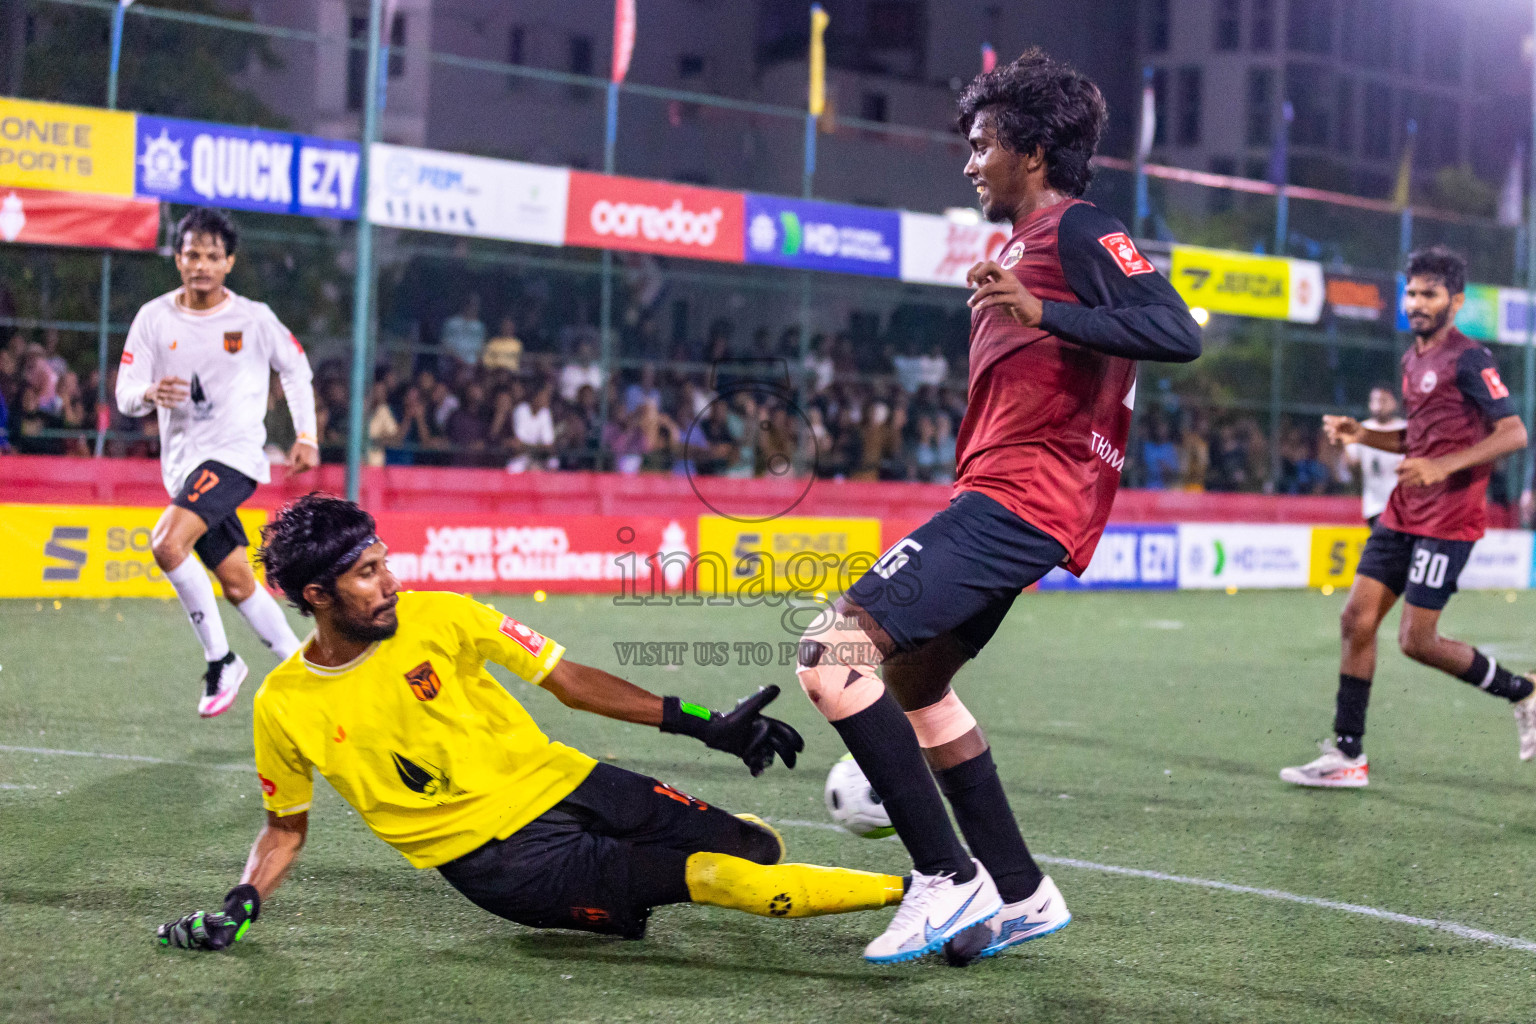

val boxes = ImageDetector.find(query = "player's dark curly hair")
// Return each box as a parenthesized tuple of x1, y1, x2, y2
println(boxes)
(1406, 245, 1466, 296)
(174, 207, 239, 256)
(257, 493, 377, 616)
(955, 47, 1107, 198)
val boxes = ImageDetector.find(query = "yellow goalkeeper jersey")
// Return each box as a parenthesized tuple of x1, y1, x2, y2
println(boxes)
(252, 590, 597, 868)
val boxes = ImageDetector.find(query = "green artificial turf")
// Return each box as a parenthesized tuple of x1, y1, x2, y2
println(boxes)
(2, 588, 1534, 1022)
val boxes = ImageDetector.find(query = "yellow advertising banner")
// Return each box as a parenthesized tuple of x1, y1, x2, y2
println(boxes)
(1169, 244, 1292, 321)
(0, 504, 265, 599)
(696, 516, 882, 596)
(0, 97, 136, 197)
(1309, 526, 1371, 589)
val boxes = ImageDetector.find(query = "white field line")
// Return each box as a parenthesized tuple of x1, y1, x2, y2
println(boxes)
(2, 748, 1531, 955)
(769, 820, 1536, 954)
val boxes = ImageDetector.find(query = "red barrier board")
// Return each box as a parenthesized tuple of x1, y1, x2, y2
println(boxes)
(0, 187, 159, 251)
(374, 511, 697, 594)
(564, 170, 744, 262)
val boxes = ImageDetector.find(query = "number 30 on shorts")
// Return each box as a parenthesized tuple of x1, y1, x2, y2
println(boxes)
(1409, 549, 1450, 589)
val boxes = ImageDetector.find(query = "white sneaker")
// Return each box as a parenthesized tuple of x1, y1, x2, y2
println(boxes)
(1279, 740, 1368, 788)
(970, 875, 1072, 959)
(1514, 682, 1536, 762)
(197, 653, 248, 718)
(863, 858, 1001, 964)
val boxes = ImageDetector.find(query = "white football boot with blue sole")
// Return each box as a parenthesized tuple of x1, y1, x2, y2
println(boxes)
(863, 858, 1001, 964)
(974, 875, 1071, 958)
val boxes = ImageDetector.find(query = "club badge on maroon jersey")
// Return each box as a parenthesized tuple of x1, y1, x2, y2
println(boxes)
(499, 616, 546, 656)
(1418, 370, 1438, 393)
(404, 660, 442, 701)
(1098, 232, 1154, 276)
(1000, 241, 1026, 269)
(223, 331, 243, 354)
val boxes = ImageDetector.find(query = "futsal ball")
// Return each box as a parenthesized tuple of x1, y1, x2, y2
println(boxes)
(824, 753, 895, 838)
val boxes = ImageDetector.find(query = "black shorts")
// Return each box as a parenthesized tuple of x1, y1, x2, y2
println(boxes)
(844, 490, 1067, 657)
(436, 763, 781, 939)
(1355, 523, 1475, 612)
(171, 461, 257, 570)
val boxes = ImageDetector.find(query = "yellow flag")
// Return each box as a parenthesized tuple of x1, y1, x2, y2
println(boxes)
(1392, 122, 1416, 209)
(809, 4, 829, 116)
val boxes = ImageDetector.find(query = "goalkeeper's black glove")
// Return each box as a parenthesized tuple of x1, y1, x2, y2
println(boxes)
(660, 685, 804, 777)
(157, 884, 261, 951)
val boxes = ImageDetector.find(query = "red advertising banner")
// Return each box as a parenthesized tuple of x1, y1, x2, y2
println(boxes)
(564, 170, 744, 263)
(0, 187, 159, 251)
(375, 512, 697, 594)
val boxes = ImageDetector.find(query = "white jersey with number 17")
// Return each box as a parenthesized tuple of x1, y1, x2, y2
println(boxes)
(115, 288, 318, 498)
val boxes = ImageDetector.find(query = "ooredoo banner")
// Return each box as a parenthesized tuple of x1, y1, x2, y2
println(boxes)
(564, 171, 744, 262)
(369, 143, 568, 244)
(0, 503, 264, 598)
(375, 513, 695, 595)
(898, 212, 1011, 287)
(136, 115, 360, 218)
(744, 194, 900, 277)
(1177, 523, 1312, 589)
(0, 187, 159, 250)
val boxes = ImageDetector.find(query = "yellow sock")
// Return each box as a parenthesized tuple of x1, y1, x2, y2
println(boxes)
(685, 852, 905, 919)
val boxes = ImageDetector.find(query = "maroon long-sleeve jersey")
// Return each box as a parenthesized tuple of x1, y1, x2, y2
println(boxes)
(1381, 328, 1516, 542)
(953, 199, 1200, 574)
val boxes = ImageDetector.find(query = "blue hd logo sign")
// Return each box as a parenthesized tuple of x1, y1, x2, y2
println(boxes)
(744, 195, 900, 278)
(136, 116, 360, 219)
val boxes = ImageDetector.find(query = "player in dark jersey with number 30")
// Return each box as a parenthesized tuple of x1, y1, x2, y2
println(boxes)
(790, 49, 1201, 966)
(1282, 247, 1536, 788)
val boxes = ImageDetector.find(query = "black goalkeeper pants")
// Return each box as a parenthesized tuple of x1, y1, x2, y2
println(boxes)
(437, 762, 781, 939)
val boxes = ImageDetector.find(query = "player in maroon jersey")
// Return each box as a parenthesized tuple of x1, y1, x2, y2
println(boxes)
(1282, 246, 1535, 789)
(791, 49, 1200, 965)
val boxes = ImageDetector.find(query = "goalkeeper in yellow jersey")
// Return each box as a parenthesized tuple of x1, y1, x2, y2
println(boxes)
(157, 494, 905, 951)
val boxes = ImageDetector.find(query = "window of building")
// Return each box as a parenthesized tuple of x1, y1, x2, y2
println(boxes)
(507, 25, 526, 90)
(346, 15, 366, 112)
(1285, 62, 1330, 147)
(1286, 0, 1333, 56)
(388, 13, 406, 79)
(860, 92, 889, 122)
(1246, 67, 1273, 147)
(1177, 66, 1203, 146)
(1214, 0, 1240, 51)
(569, 35, 594, 76)
(866, 1, 922, 47)
(1209, 156, 1237, 211)
(1147, 0, 1170, 54)
(1362, 82, 1393, 159)
(678, 53, 705, 79)
(1334, 78, 1354, 155)
(1251, 0, 1274, 51)
(1392, 5, 1415, 75)
(1421, 7, 1463, 84)
(1152, 67, 1168, 146)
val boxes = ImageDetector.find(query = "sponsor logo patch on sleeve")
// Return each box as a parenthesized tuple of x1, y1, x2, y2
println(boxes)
(499, 616, 547, 657)
(1481, 366, 1510, 400)
(1098, 232, 1155, 276)
(290, 333, 304, 354)
(258, 772, 276, 796)
(120, 350, 134, 365)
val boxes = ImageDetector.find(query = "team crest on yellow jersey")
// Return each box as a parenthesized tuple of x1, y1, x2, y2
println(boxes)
(405, 660, 442, 701)
(223, 331, 243, 354)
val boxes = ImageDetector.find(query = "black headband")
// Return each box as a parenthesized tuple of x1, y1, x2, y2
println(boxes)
(308, 533, 379, 590)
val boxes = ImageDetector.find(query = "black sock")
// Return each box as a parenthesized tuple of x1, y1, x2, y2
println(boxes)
(1333, 674, 1371, 758)
(934, 749, 1043, 903)
(1458, 651, 1535, 703)
(831, 694, 974, 881)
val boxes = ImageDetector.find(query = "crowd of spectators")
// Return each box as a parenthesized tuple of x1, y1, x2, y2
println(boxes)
(0, 298, 1467, 503)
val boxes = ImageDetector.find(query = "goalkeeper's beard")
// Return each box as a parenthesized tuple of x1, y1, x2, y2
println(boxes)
(331, 602, 399, 644)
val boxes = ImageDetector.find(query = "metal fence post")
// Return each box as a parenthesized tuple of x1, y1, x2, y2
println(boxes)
(345, 0, 384, 502)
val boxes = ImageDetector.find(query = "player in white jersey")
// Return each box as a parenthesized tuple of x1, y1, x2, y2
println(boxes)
(1343, 385, 1406, 527)
(115, 208, 319, 717)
